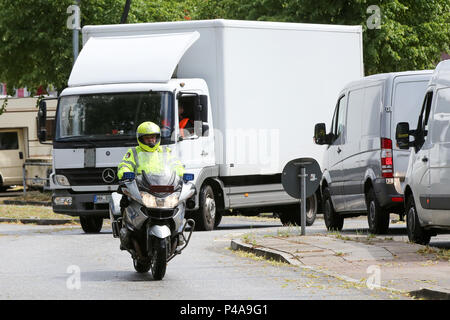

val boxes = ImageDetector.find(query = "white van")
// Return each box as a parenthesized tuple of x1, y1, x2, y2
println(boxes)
(396, 60, 450, 244)
(314, 70, 432, 234)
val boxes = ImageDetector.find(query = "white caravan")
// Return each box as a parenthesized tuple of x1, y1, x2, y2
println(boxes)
(38, 19, 364, 232)
(0, 97, 56, 190)
(396, 59, 450, 244)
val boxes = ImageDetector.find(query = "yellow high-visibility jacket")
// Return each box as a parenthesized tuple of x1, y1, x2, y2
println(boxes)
(117, 145, 185, 180)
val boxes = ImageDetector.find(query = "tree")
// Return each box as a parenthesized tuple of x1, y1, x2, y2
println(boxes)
(194, 0, 450, 75)
(0, 0, 198, 98)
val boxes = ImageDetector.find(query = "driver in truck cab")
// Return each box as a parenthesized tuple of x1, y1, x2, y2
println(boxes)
(117, 121, 185, 181)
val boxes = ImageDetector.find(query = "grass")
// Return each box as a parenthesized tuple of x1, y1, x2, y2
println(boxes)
(2, 190, 52, 203)
(417, 246, 450, 262)
(0, 204, 76, 221)
(228, 247, 290, 267)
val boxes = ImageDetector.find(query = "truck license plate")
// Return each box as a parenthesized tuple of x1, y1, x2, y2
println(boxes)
(94, 195, 110, 204)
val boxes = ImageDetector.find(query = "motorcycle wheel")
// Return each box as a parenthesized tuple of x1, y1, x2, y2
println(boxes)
(151, 237, 168, 280)
(133, 259, 151, 273)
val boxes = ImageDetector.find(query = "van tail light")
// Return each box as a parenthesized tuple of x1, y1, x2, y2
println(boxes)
(381, 138, 393, 178)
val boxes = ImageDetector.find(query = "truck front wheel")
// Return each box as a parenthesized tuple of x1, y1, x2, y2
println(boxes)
(195, 185, 216, 231)
(80, 216, 103, 233)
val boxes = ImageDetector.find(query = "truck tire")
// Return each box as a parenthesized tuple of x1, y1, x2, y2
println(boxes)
(195, 185, 216, 231)
(322, 188, 344, 231)
(214, 211, 223, 228)
(278, 195, 317, 226)
(366, 188, 390, 234)
(406, 195, 431, 245)
(80, 216, 103, 233)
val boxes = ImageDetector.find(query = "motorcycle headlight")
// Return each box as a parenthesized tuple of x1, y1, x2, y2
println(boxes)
(140, 192, 180, 209)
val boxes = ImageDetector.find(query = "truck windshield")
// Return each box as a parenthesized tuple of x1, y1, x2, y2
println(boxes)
(55, 91, 174, 144)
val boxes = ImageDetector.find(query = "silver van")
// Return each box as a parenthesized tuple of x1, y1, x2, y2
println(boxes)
(396, 60, 450, 244)
(314, 70, 432, 234)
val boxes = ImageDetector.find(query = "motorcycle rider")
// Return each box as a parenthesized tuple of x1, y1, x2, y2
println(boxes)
(117, 121, 185, 180)
(117, 121, 186, 249)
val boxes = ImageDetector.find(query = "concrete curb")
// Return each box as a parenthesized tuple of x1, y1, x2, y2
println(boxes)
(0, 218, 79, 225)
(230, 239, 449, 300)
(2, 200, 52, 206)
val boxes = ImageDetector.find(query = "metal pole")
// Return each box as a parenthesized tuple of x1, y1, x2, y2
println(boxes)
(73, 0, 80, 63)
(301, 167, 306, 236)
(22, 163, 26, 197)
(73, 29, 78, 63)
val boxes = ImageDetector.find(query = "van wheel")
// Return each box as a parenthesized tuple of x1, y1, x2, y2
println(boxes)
(322, 188, 343, 231)
(366, 188, 389, 234)
(406, 195, 431, 245)
(195, 185, 216, 231)
(80, 216, 103, 233)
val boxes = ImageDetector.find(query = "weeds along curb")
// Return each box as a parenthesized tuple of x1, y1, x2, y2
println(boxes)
(0, 218, 78, 225)
(3, 200, 51, 207)
(230, 239, 423, 299)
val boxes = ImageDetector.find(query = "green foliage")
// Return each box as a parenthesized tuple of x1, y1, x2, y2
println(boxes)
(0, 0, 448, 99)
(195, 0, 450, 75)
(0, 0, 198, 97)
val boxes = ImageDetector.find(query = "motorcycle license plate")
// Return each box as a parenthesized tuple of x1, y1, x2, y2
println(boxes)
(94, 195, 110, 204)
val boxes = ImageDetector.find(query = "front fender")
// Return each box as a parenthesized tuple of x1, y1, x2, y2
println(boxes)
(148, 225, 171, 239)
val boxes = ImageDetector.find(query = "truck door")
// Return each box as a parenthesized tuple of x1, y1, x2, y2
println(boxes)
(411, 91, 433, 224)
(176, 93, 214, 168)
(428, 87, 450, 226)
(0, 129, 25, 186)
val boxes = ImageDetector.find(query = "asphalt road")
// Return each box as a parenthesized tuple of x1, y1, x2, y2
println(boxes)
(0, 215, 428, 300)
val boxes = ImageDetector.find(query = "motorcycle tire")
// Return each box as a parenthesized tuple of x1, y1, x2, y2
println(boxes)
(133, 259, 151, 273)
(151, 237, 168, 280)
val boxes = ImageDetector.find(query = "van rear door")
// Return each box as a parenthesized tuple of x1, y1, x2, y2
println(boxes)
(0, 129, 26, 186)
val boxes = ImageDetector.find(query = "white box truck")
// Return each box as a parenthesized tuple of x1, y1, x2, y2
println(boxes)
(0, 97, 56, 191)
(38, 19, 364, 232)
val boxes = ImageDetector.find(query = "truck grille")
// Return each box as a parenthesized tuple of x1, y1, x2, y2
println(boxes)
(55, 168, 118, 186)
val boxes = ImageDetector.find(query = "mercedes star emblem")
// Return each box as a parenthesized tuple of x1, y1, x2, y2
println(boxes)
(102, 168, 116, 184)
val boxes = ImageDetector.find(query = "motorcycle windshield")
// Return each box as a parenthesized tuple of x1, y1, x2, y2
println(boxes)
(136, 152, 181, 195)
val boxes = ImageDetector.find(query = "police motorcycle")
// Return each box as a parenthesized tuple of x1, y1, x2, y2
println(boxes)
(109, 162, 196, 280)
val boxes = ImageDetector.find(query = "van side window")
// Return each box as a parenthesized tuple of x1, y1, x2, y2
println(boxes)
(346, 88, 365, 143)
(416, 91, 434, 150)
(431, 88, 450, 144)
(330, 95, 347, 144)
(0, 132, 19, 150)
(335, 95, 347, 139)
(422, 91, 433, 132)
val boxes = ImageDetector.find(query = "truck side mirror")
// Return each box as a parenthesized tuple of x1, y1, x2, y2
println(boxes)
(38, 100, 47, 142)
(314, 123, 328, 145)
(395, 122, 411, 150)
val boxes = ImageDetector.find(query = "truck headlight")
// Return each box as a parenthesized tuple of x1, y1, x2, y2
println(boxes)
(55, 175, 70, 186)
(54, 197, 72, 206)
(140, 192, 180, 209)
